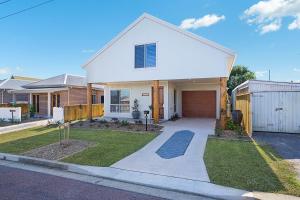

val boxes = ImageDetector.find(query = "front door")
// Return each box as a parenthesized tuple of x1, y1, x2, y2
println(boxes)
(152, 86, 164, 119)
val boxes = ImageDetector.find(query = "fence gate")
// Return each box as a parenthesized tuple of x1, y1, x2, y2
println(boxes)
(235, 94, 252, 135)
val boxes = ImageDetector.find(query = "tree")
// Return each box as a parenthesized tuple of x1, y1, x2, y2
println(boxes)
(227, 65, 256, 95)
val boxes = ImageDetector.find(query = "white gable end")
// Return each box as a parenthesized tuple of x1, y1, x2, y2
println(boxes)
(84, 14, 235, 83)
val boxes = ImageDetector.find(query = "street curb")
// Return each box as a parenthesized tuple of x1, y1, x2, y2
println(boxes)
(0, 152, 254, 200)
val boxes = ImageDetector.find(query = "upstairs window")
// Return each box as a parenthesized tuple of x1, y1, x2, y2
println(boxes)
(135, 43, 156, 68)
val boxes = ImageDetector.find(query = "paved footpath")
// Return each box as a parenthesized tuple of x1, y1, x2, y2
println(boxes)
(0, 165, 165, 200)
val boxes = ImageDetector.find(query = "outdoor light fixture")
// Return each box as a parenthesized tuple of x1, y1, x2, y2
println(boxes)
(144, 110, 150, 131)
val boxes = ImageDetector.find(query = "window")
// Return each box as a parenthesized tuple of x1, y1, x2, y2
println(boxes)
(92, 94, 97, 104)
(110, 89, 130, 113)
(100, 95, 104, 104)
(135, 43, 156, 68)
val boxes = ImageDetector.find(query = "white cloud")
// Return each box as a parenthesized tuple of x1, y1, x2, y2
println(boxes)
(81, 49, 95, 53)
(243, 0, 300, 34)
(16, 66, 23, 72)
(179, 14, 225, 30)
(261, 20, 281, 34)
(288, 15, 300, 29)
(255, 70, 268, 77)
(0, 67, 10, 75)
(293, 67, 300, 72)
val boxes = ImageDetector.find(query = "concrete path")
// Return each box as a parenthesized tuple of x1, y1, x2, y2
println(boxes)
(0, 119, 49, 134)
(112, 118, 215, 181)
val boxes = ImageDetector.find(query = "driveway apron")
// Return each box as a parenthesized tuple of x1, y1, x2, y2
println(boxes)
(112, 118, 215, 181)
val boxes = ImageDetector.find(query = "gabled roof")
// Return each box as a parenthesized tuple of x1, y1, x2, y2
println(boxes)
(11, 75, 40, 82)
(82, 13, 236, 68)
(0, 78, 35, 90)
(23, 74, 87, 89)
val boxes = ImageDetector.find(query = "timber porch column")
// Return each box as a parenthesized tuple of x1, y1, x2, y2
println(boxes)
(220, 77, 227, 129)
(153, 80, 160, 124)
(87, 83, 93, 121)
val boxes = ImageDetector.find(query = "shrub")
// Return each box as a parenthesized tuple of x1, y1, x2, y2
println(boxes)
(135, 120, 143, 124)
(170, 113, 179, 121)
(99, 119, 108, 124)
(226, 119, 244, 135)
(120, 120, 129, 126)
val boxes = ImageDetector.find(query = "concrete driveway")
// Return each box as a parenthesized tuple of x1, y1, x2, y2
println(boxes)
(112, 118, 215, 181)
(253, 132, 300, 180)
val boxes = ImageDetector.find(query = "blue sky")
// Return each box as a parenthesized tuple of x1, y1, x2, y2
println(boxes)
(0, 0, 299, 81)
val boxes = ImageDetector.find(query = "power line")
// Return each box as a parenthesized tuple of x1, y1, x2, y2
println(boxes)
(0, 0, 54, 21)
(0, 0, 12, 5)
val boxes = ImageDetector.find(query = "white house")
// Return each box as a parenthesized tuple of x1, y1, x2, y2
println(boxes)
(83, 13, 236, 124)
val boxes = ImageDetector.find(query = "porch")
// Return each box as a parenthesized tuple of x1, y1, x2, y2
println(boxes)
(11, 88, 69, 118)
(87, 78, 227, 127)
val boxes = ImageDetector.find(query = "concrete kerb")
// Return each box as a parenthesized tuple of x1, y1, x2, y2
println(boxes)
(0, 152, 255, 200)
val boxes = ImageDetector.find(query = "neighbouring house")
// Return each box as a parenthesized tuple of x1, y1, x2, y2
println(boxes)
(11, 74, 103, 118)
(0, 75, 39, 104)
(232, 80, 300, 135)
(82, 13, 236, 126)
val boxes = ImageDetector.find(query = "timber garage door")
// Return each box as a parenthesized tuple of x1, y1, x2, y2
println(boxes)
(182, 91, 216, 118)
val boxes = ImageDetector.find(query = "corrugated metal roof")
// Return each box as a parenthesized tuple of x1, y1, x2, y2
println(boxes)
(23, 74, 87, 89)
(0, 78, 35, 90)
(234, 80, 300, 93)
(11, 75, 40, 81)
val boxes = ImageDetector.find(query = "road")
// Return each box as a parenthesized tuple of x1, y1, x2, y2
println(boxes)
(0, 165, 165, 200)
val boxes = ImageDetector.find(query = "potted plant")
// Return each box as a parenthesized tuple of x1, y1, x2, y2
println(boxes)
(132, 99, 140, 119)
(29, 104, 36, 118)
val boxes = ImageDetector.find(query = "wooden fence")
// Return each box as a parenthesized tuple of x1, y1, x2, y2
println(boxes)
(235, 94, 252, 136)
(0, 103, 29, 118)
(64, 104, 104, 122)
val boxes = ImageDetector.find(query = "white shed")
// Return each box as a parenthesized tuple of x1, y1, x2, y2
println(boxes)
(232, 80, 300, 135)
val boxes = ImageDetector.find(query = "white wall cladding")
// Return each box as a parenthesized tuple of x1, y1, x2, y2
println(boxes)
(85, 16, 233, 83)
(252, 91, 300, 133)
(104, 81, 169, 120)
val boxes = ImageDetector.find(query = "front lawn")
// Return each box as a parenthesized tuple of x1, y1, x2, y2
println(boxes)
(204, 138, 300, 196)
(0, 126, 157, 167)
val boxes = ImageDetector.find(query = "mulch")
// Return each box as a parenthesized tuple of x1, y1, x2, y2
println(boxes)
(22, 139, 96, 160)
(71, 120, 163, 134)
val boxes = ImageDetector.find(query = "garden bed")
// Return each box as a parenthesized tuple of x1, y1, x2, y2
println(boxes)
(71, 119, 163, 133)
(214, 119, 250, 140)
(22, 139, 96, 160)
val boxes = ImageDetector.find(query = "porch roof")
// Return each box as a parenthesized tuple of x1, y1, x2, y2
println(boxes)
(9, 87, 68, 94)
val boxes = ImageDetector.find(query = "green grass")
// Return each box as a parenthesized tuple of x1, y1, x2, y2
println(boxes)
(204, 138, 300, 196)
(0, 126, 157, 167)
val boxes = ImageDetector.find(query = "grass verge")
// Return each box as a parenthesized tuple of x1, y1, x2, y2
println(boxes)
(204, 138, 300, 196)
(0, 126, 157, 167)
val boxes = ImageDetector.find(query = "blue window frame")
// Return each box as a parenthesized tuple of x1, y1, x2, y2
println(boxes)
(135, 43, 156, 68)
